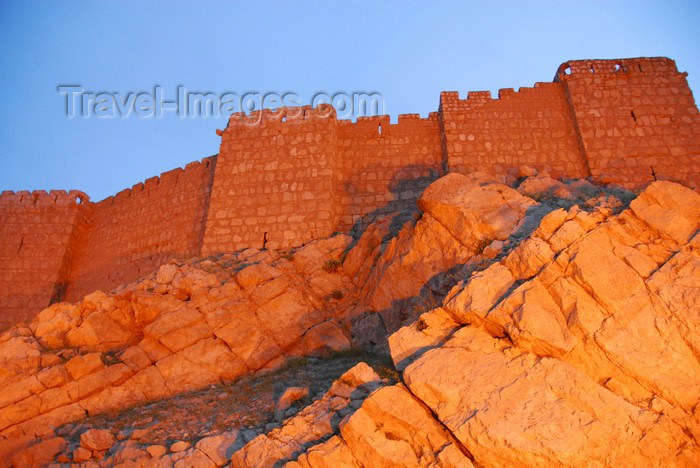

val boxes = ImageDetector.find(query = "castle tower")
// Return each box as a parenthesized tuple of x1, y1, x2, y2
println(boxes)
(556, 57, 700, 187)
(0, 190, 87, 327)
(201, 105, 339, 254)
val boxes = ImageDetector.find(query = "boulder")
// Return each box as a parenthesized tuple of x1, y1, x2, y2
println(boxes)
(80, 428, 115, 451)
(517, 175, 569, 198)
(630, 180, 700, 244)
(418, 173, 537, 246)
(146, 444, 167, 458)
(170, 440, 191, 452)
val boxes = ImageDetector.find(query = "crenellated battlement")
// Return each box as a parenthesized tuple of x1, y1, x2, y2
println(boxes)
(96, 156, 215, 207)
(555, 57, 682, 80)
(2, 56, 699, 327)
(441, 81, 565, 111)
(0, 189, 88, 207)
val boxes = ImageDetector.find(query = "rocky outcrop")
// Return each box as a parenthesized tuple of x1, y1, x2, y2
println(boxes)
(0, 235, 356, 462)
(346, 173, 538, 348)
(1, 173, 699, 467)
(389, 180, 700, 466)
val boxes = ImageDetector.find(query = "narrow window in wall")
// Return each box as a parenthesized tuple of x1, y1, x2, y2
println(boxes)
(614, 64, 621, 72)
(262, 232, 269, 250)
(638, 64, 643, 72)
(17, 237, 24, 254)
(631, 110, 637, 122)
(282, 116, 286, 122)
(378, 123, 382, 135)
(590, 66, 595, 73)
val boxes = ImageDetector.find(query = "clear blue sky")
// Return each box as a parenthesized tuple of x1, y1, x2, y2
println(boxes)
(1, 1, 698, 201)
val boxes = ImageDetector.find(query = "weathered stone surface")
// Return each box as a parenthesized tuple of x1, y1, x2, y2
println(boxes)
(443, 263, 514, 326)
(65, 352, 104, 380)
(80, 385, 145, 416)
(232, 363, 386, 467)
(296, 320, 351, 356)
(64, 363, 133, 402)
(103, 440, 150, 466)
(418, 172, 537, 245)
(155, 353, 221, 393)
(0, 334, 41, 380)
(532, 207, 568, 238)
(146, 444, 167, 458)
(118, 345, 152, 372)
(1, 175, 699, 466)
(502, 236, 554, 279)
(328, 363, 381, 398)
(170, 440, 191, 452)
(292, 234, 352, 275)
(403, 327, 697, 467)
(6, 402, 85, 441)
(236, 262, 283, 289)
(36, 365, 69, 389)
(291, 435, 360, 468)
(504, 280, 577, 357)
(388, 308, 459, 371)
(143, 307, 212, 353)
(174, 447, 217, 467)
(0, 375, 44, 408)
(339, 385, 473, 467)
(65, 309, 135, 350)
(386, 180, 700, 466)
(171, 266, 219, 296)
(275, 387, 310, 420)
(180, 337, 248, 382)
(353, 213, 472, 336)
(30, 302, 79, 349)
(130, 290, 182, 326)
(73, 445, 92, 462)
(517, 174, 568, 198)
(214, 313, 282, 370)
(10, 437, 67, 468)
(156, 264, 178, 284)
(195, 430, 240, 466)
(80, 428, 115, 451)
(343, 215, 394, 282)
(630, 180, 700, 244)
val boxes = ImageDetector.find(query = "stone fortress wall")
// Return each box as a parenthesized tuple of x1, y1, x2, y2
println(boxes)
(1, 57, 698, 326)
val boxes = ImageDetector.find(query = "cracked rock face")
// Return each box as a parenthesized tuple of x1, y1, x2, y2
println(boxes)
(0, 234, 356, 461)
(1, 175, 699, 467)
(390, 180, 700, 466)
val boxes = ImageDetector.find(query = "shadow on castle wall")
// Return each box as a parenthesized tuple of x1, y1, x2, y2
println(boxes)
(340, 164, 442, 245)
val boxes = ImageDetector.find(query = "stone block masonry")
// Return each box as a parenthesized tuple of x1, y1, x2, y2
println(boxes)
(1, 56, 698, 326)
(0, 190, 88, 329)
(557, 57, 700, 187)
